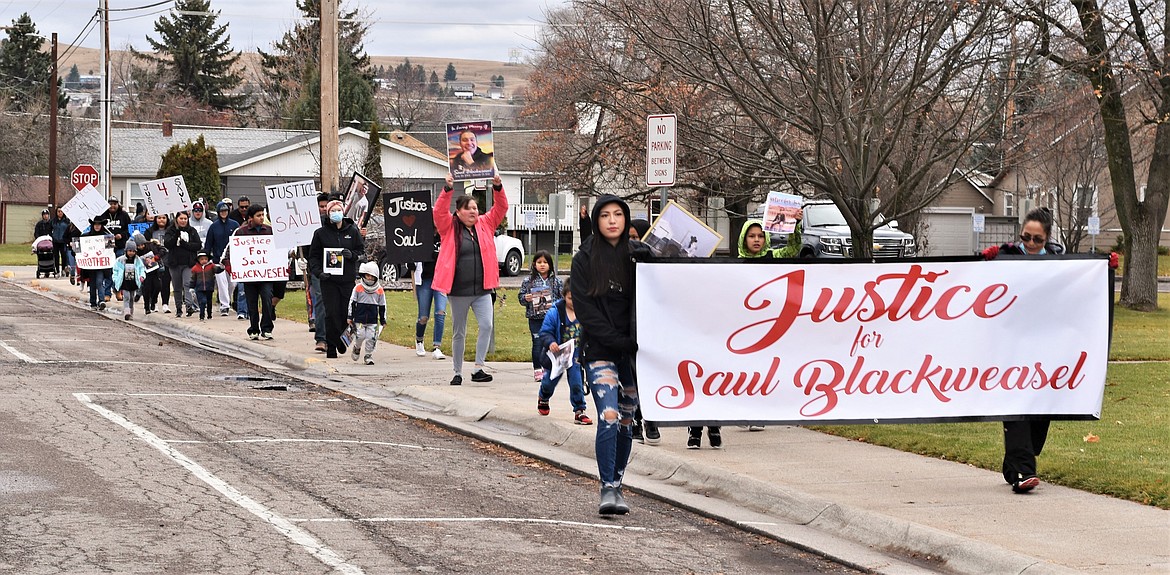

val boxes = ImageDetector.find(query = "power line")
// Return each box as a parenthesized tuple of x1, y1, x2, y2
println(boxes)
(56, 10, 98, 64)
(109, 0, 175, 12)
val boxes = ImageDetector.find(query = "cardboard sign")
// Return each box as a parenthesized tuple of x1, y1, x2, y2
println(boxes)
(61, 184, 108, 228)
(140, 175, 192, 216)
(265, 179, 320, 250)
(644, 200, 723, 258)
(763, 191, 802, 235)
(636, 258, 1110, 425)
(446, 121, 497, 182)
(382, 190, 434, 264)
(76, 235, 114, 269)
(228, 235, 289, 282)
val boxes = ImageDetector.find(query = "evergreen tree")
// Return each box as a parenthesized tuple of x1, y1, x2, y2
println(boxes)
(444, 63, 457, 82)
(157, 135, 222, 206)
(259, 0, 375, 129)
(363, 120, 383, 189)
(66, 64, 81, 86)
(0, 14, 52, 112)
(428, 70, 440, 96)
(134, 0, 245, 111)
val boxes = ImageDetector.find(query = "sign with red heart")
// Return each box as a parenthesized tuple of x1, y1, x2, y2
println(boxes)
(382, 190, 434, 264)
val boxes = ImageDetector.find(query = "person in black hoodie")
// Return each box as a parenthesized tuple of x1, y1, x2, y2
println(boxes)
(308, 199, 365, 358)
(96, 197, 132, 254)
(164, 211, 202, 317)
(571, 195, 642, 516)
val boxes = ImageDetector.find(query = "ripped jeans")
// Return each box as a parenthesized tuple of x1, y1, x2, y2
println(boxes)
(587, 358, 638, 487)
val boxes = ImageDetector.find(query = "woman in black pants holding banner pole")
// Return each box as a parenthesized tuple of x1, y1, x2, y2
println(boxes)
(309, 200, 365, 358)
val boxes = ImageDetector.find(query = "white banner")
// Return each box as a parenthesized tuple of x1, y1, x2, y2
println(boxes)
(61, 184, 108, 228)
(76, 235, 114, 269)
(265, 179, 320, 250)
(229, 235, 289, 283)
(140, 175, 192, 216)
(636, 259, 1110, 424)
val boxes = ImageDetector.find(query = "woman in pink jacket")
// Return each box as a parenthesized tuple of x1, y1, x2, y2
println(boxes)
(433, 173, 508, 385)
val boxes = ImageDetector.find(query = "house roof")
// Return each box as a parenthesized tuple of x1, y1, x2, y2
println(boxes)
(103, 126, 314, 177)
(953, 168, 995, 204)
(0, 175, 67, 205)
(217, 127, 448, 174)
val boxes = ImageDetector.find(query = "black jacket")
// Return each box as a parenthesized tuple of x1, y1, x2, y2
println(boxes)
(308, 218, 365, 284)
(164, 224, 202, 267)
(96, 208, 132, 250)
(570, 196, 637, 362)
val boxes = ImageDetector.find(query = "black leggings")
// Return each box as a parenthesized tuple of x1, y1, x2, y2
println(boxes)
(320, 281, 350, 353)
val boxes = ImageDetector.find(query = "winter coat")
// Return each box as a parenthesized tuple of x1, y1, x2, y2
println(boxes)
(189, 261, 221, 291)
(348, 281, 387, 325)
(112, 254, 146, 290)
(570, 196, 637, 362)
(308, 218, 365, 284)
(432, 184, 507, 295)
(203, 217, 238, 263)
(164, 224, 202, 268)
(50, 217, 71, 243)
(96, 208, 132, 250)
(34, 219, 53, 239)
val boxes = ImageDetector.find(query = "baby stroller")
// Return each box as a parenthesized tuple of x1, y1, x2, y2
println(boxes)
(32, 235, 56, 279)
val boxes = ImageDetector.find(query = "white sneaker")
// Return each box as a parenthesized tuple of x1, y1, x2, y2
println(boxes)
(162, 304, 170, 314)
(432, 347, 446, 360)
(415, 342, 426, 356)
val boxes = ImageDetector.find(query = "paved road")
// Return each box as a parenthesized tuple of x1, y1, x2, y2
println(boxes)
(0, 282, 860, 574)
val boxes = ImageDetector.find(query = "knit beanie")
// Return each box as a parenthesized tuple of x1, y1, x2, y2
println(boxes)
(125, 240, 138, 252)
(326, 200, 344, 213)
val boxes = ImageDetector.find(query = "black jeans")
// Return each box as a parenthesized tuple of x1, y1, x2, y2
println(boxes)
(529, 317, 545, 370)
(1002, 419, 1051, 483)
(243, 281, 275, 335)
(320, 280, 351, 353)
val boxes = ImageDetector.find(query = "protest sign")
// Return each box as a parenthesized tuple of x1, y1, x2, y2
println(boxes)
(128, 222, 151, 239)
(382, 190, 434, 264)
(446, 121, 497, 182)
(323, 248, 345, 275)
(636, 258, 1111, 425)
(61, 184, 108, 228)
(140, 175, 192, 216)
(265, 180, 320, 250)
(643, 201, 722, 258)
(228, 235, 289, 282)
(76, 235, 114, 269)
(342, 173, 382, 227)
(763, 191, 802, 235)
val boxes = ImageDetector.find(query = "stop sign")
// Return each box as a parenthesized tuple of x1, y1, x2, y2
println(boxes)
(71, 164, 99, 193)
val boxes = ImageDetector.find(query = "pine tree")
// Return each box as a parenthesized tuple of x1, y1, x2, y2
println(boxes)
(65, 64, 81, 86)
(444, 63, 457, 82)
(157, 135, 222, 206)
(0, 14, 52, 112)
(134, 0, 244, 111)
(259, 0, 375, 129)
(363, 120, 383, 189)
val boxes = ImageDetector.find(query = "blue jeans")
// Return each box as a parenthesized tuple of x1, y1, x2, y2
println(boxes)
(529, 317, 545, 370)
(235, 283, 248, 316)
(89, 269, 110, 306)
(415, 277, 447, 347)
(587, 358, 637, 487)
(310, 273, 326, 343)
(540, 363, 587, 412)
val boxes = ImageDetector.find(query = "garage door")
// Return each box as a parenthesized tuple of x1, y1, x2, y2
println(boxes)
(920, 208, 975, 257)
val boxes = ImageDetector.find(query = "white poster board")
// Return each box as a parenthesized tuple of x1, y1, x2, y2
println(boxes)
(643, 201, 723, 258)
(228, 235, 289, 282)
(140, 175, 192, 216)
(636, 259, 1110, 425)
(265, 179, 321, 250)
(76, 235, 114, 269)
(323, 248, 345, 276)
(61, 184, 108, 228)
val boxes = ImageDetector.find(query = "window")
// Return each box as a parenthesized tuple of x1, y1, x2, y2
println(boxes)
(1074, 185, 1098, 220)
(1003, 191, 1014, 217)
(520, 177, 556, 204)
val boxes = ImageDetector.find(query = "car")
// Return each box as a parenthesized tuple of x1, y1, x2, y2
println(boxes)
(364, 213, 526, 284)
(494, 229, 525, 276)
(752, 200, 916, 259)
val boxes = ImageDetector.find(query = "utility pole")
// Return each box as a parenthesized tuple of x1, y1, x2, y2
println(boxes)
(319, 0, 340, 197)
(99, 0, 111, 200)
(48, 32, 58, 208)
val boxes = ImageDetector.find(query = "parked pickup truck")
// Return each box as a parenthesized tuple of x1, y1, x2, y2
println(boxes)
(754, 200, 916, 259)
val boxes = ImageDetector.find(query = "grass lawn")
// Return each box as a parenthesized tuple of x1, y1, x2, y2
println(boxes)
(0, 242, 37, 266)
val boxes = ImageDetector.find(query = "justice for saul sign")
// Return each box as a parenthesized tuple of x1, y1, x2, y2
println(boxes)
(635, 258, 1111, 425)
(228, 235, 289, 282)
(265, 179, 320, 250)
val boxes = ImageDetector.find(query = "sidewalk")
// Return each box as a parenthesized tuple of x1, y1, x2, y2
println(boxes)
(6, 266, 1168, 575)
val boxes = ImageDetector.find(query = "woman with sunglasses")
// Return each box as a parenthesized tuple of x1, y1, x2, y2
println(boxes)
(981, 206, 1062, 493)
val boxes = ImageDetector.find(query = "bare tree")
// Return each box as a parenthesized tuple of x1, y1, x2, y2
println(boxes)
(1010, 0, 1167, 311)
(529, 0, 1022, 256)
(377, 60, 437, 131)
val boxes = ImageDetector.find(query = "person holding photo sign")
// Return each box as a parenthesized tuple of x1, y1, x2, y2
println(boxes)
(450, 129, 494, 175)
(308, 200, 365, 358)
(433, 173, 507, 385)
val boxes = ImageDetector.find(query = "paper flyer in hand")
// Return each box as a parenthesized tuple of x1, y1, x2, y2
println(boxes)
(763, 191, 802, 234)
(546, 339, 576, 380)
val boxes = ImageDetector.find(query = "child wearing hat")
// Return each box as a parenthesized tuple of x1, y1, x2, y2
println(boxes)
(189, 251, 224, 321)
(112, 239, 146, 320)
(347, 262, 386, 365)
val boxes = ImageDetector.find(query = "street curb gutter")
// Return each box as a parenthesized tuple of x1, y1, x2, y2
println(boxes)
(7, 277, 1080, 575)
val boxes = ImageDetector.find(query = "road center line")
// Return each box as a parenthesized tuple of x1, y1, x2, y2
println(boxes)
(73, 393, 365, 575)
(165, 438, 457, 451)
(86, 392, 345, 402)
(291, 516, 649, 531)
(0, 340, 42, 363)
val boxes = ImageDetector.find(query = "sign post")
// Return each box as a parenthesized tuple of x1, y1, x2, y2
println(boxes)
(647, 114, 677, 215)
(71, 164, 99, 194)
(1087, 216, 1100, 252)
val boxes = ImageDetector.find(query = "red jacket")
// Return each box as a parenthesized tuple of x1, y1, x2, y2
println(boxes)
(432, 185, 508, 295)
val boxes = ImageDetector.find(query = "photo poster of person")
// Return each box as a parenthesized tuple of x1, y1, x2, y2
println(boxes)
(323, 247, 345, 276)
(446, 120, 497, 182)
(382, 190, 434, 264)
(342, 172, 382, 228)
(763, 191, 802, 235)
(643, 200, 724, 258)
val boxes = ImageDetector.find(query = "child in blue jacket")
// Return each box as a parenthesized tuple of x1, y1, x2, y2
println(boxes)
(112, 239, 146, 321)
(536, 278, 591, 425)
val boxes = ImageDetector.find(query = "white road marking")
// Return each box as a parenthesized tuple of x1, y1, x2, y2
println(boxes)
(165, 438, 457, 452)
(49, 360, 196, 367)
(0, 340, 42, 363)
(74, 393, 365, 575)
(291, 516, 649, 531)
(86, 392, 345, 402)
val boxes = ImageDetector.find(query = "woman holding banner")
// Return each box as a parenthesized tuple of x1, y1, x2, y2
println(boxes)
(572, 195, 641, 515)
(433, 173, 507, 385)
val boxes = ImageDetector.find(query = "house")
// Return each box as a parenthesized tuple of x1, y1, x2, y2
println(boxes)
(448, 82, 475, 100)
(487, 87, 504, 100)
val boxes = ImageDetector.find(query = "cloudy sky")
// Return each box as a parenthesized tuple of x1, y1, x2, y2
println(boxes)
(7, 0, 563, 62)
